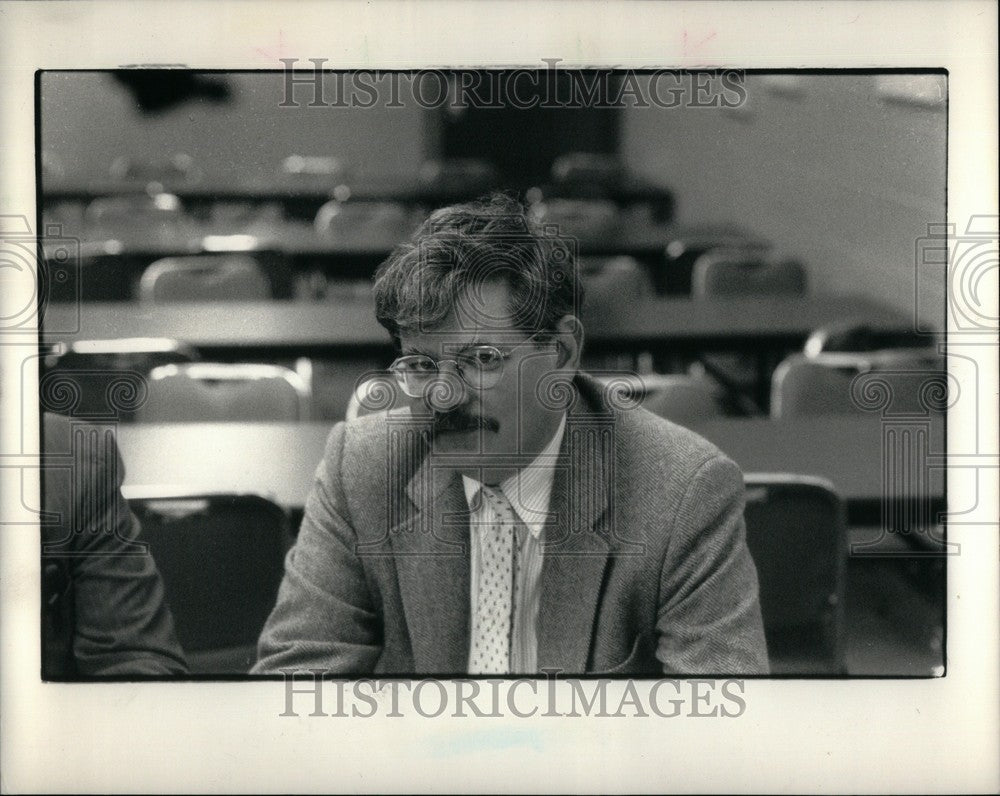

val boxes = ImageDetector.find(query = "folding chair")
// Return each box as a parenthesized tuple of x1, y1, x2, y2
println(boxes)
(692, 248, 807, 298)
(84, 192, 186, 235)
(532, 198, 620, 242)
(126, 491, 292, 674)
(138, 254, 273, 302)
(138, 363, 311, 422)
(804, 320, 929, 357)
(42, 200, 86, 237)
(314, 199, 414, 249)
(40, 338, 199, 421)
(551, 152, 624, 187)
(280, 154, 346, 183)
(293, 275, 374, 302)
(687, 247, 803, 398)
(580, 256, 654, 310)
(591, 373, 724, 423)
(658, 227, 771, 295)
(770, 349, 946, 418)
(742, 473, 847, 674)
(635, 374, 725, 424)
(109, 153, 201, 189)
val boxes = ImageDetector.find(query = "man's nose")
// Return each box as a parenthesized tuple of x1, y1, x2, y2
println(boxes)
(423, 363, 469, 412)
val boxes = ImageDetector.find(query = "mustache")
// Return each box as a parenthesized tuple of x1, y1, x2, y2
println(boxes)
(432, 410, 500, 433)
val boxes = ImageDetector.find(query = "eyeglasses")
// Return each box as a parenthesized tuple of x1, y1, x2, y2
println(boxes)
(389, 331, 549, 398)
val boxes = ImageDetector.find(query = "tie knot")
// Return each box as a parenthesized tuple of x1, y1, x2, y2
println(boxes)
(479, 483, 514, 519)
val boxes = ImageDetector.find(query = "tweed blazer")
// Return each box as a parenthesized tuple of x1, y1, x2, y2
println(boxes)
(42, 412, 188, 678)
(253, 373, 769, 676)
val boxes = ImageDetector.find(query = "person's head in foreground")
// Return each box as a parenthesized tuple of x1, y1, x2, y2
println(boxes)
(373, 192, 582, 480)
(253, 193, 769, 678)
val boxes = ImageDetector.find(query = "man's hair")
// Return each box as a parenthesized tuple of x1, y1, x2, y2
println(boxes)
(373, 193, 580, 346)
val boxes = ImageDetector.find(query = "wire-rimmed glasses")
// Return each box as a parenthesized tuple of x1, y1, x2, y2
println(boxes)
(388, 331, 549, 398)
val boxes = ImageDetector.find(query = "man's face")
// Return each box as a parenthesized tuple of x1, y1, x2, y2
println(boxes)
(396, 280, 573, 480)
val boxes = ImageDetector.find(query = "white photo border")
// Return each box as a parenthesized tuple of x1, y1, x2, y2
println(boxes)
(1, 1, 997, 793)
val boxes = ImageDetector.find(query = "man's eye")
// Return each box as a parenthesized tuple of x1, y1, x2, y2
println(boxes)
(409, 358, 437, 372)
(467, 348, 503, 368)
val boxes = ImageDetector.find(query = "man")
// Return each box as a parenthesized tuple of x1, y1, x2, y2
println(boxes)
(42, 411, 188, 677)
(254, 194, 768, 676)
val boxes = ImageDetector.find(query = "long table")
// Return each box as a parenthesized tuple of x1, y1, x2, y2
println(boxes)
(110, 416, 947, 548)
(41, 294, 914, 357)
(44, 174, 676, 217)
(43, 219, 745, 258)
(40, 295, 920, 410)
(41, 220, 766, 299)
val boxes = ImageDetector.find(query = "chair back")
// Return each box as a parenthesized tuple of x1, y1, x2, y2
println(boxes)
(127, 491, 291, 674)
(692, 248, 807, 298)
(40, 338, 199, 421)
(636, 374, 724, 423)
(551, 152, 624, 187)
(85, 191, 185, 226)
(771, 349, 946, 419)
(804, 320, 929, 357)
(533, 198, 619, 241)
(138, 363, 310, 422)
(580, 256, 653, 311)
(42, 201, 86, 237)
(742, 473, 847, 674)
(278, 154, 348, 188)
(139, 255, 272, 302)
(109, 153, 200, 188)
(294, 275, 374, 302)
(314, 200, 413, 248)
(654, 226, 769, 295)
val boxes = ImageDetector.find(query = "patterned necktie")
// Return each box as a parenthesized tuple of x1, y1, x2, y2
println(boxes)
(468, 483, 517, 675)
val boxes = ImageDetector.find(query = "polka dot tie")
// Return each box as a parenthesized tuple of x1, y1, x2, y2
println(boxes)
(468, 484, 517, 675)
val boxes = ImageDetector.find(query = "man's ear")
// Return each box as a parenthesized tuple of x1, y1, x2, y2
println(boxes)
(554, 315, 584, 369)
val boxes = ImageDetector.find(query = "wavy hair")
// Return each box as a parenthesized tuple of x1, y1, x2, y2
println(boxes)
(373, 193, 580, 347)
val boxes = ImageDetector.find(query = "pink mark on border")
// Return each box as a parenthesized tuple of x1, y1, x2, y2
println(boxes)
(682, 29, 718, 57)
(253, 29, 290, 61)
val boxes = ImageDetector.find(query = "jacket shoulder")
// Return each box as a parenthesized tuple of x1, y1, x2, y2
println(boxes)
(574, 371, 734, 482)
(612, 402, 736, 484)
(321, 410, 423, 494)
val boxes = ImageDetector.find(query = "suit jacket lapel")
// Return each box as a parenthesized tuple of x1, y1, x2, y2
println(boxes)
(387, 374, 616, 675)
(390, 440, 471, 673)
(536, 376, 614, 673)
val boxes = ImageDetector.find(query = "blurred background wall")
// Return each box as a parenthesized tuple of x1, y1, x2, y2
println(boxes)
(40, 71, 947, 328)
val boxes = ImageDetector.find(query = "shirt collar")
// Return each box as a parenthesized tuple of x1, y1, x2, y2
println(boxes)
(461, 414, 567, 538)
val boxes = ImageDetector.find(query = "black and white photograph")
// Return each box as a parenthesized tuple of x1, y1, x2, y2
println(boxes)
(1, 2, 996, 793)
(31, 66, 953, 679)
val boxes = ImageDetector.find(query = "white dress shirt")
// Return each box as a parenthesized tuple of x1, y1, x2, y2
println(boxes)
(462, 414, 567, 673)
